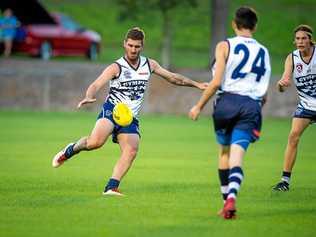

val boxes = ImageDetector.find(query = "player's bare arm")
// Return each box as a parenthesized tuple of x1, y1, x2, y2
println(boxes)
(149, 59, 208, 90)
(189, 41, 228, 120)
(277, 54, 293, 92)
(77, 63, 119, 108)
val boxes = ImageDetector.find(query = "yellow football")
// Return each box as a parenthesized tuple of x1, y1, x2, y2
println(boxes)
(113, 102, 133, 127)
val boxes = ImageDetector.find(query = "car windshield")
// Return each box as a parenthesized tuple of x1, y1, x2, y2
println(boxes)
(59, 14, 82, 31)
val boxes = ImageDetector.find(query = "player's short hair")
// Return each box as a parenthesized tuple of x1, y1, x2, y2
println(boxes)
(234, 6, 258, 31)
(294, 24, 315, 45)
(125, 27, 145, 44)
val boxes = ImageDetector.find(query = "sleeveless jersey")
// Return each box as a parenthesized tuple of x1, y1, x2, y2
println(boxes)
(292, 46, 316, 111)
(107, 56, 152, 116)
(216, 36, 271, 100)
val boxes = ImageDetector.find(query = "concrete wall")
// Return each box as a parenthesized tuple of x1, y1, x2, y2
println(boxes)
(0, 58, 298, 117)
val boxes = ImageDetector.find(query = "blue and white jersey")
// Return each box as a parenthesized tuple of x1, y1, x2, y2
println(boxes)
(107, 56, 152, 116)
(292, 46, 316, 111)
(214, 36, 271, 100)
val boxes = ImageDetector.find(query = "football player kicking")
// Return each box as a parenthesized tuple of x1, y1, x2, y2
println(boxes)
(273, 25, 316, 191)
(189, 7, 271, 219)
(52, 27, 208, 196)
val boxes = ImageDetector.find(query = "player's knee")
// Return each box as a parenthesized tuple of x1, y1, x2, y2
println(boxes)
(86, 138, 104, 150)
(288, 132, 300, 146)
(126, 146, 138, 159)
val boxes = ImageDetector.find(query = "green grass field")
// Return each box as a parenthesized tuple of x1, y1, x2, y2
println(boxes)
(0, 111, 315, 237)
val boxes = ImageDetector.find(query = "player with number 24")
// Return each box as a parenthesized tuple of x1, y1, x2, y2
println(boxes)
(189, 6, 271, 219)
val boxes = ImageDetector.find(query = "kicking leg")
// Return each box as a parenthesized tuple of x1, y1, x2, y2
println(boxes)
(52, 118, 114, 168)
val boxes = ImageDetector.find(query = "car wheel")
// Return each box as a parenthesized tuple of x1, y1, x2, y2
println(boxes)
(40, 41, 52, 60)
(87, 43, 98, 61)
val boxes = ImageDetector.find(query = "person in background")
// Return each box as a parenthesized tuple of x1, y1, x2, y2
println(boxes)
(272, 24, 316, 192)
(0, 8, 20, 57)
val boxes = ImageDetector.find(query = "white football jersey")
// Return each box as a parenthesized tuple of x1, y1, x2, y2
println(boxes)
(292, 47, 316, 111)
(107, 56, 152, 116)
(215, 36, 271, 100)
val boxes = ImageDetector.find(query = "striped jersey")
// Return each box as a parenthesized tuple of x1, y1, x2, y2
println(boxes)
(107, 56, 152, 116)
(214, 36, 271, 100)
(292, 46, 316, 111)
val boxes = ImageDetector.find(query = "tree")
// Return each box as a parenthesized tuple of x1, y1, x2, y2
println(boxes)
(209, 0, 229, 66)
(117, 0, 197, 69)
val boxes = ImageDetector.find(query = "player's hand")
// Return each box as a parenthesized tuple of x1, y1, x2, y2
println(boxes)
(197, 82, 209, 90)
(188, 105, 201, 121)
(277, 79, 291, 92)
(77, 97, 97, 109)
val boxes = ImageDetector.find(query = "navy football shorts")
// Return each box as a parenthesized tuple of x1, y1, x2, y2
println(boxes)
(97, 100, 140, 143)
(212, 93, 262, 150)
(293, 106, 316, 124)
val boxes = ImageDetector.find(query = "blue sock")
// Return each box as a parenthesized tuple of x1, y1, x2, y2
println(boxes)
(105, 178, 120, 191)
(64, 144, 75, 159)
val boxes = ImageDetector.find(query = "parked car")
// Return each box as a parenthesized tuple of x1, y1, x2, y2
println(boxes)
(13, 13, 101, 60)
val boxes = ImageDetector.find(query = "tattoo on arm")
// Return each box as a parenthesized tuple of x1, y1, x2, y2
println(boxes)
(172, 74, 195, 87)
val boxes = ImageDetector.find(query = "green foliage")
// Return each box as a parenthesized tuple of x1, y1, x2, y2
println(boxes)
(117, 0, 197, 20)
(0, 111, 315, 237)
(40, 0, 316, 72)
(229, 0, 316, 65)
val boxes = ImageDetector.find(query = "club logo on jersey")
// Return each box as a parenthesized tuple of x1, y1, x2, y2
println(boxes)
(123, 70, 132, 79)
(296, 63, 303, 73)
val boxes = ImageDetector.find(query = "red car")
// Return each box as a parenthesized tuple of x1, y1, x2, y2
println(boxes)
(13, 13, 101, 60)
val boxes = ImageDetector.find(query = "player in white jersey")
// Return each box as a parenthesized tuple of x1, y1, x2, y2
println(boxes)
(189, 7, 271, 219)
(273, 25, 316, 191)
(52, 27, 208, 196)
